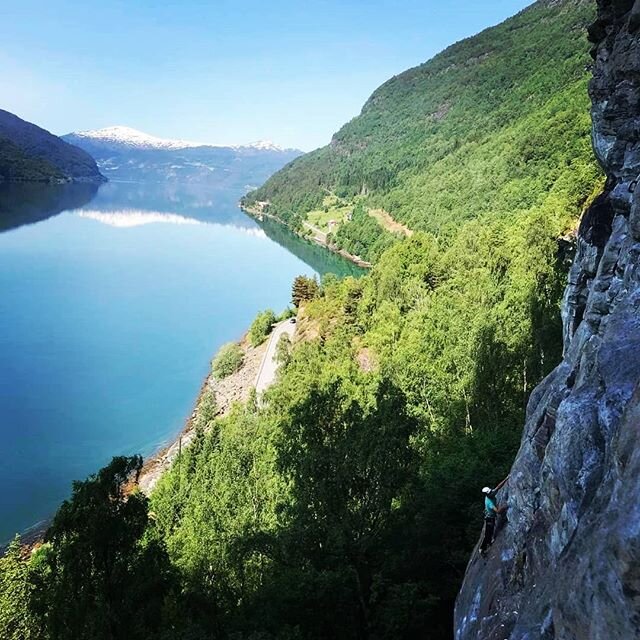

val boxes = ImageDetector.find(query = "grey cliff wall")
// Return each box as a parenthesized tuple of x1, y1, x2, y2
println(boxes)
(454, 1, 640, 638)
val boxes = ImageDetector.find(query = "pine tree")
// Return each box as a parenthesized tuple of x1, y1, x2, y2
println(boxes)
(292, 275, 319, 307)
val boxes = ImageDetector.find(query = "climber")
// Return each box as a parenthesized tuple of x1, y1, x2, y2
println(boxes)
(480, 476, 509, 557)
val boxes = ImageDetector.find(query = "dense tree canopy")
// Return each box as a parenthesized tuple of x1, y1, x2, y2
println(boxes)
(31, 456, 175, 640)
(146, 201, 577, 638)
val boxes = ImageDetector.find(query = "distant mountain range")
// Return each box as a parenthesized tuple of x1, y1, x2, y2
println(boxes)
(0, 109, 105, 183)
(0, 110, 300, 190)
(67, 125, 287, 152)
(63, 126, 302, 189)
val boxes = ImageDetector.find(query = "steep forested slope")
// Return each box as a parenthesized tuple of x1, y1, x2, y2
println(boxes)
(244, 0, 598, 261)
(0, 109, 104, 183)
(142, 4, 605, 637)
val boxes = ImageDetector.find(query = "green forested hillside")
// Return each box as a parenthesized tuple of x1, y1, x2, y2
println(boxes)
(0, 137, 64, 182)
(0, 109, 104, 183)
(243, 0, 598, 261)
(0, 2, 605, 640)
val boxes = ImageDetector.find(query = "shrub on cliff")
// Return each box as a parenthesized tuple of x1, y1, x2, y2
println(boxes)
(212, 342, 244, 379)
(249, 309, 277, 347)
(0, 537, 37, 640)
(275, 332, 292, 367)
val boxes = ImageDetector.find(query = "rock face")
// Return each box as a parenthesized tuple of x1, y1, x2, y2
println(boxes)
(454, 2, 640, 639)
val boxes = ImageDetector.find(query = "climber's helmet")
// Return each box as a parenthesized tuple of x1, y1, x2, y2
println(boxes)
(481, 487, 492, 494)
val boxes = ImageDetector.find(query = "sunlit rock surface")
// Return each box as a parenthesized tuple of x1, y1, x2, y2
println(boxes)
(454, 1, 640, 638)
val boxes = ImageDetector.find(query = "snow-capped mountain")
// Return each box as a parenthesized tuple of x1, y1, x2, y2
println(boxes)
(62, 126, 301, 188)
(243, 140, 284, 152)
(68, 125, 287, 153)
(71, 126, 202, 151)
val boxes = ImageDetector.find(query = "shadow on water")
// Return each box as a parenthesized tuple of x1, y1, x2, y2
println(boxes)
(256, 216, 365, 278)
(0, 182, 100, 232)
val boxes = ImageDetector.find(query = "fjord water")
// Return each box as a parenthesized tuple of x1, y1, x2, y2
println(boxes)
(0, 181, 359, 542)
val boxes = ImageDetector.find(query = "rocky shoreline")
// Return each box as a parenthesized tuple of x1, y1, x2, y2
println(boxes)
(137, 335, 268, 494)
(4, 335, 267, 552)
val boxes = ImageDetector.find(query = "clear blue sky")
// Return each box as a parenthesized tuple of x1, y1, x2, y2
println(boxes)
(0, 0, 532, 151)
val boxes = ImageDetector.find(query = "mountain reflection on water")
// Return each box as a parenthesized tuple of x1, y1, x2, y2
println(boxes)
(0, 182, 99, 232)
(0, 180, 363, 277)
(82, 181, 258, 227)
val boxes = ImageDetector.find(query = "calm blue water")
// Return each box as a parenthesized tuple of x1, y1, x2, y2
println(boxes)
(0, 181, 359, 542)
